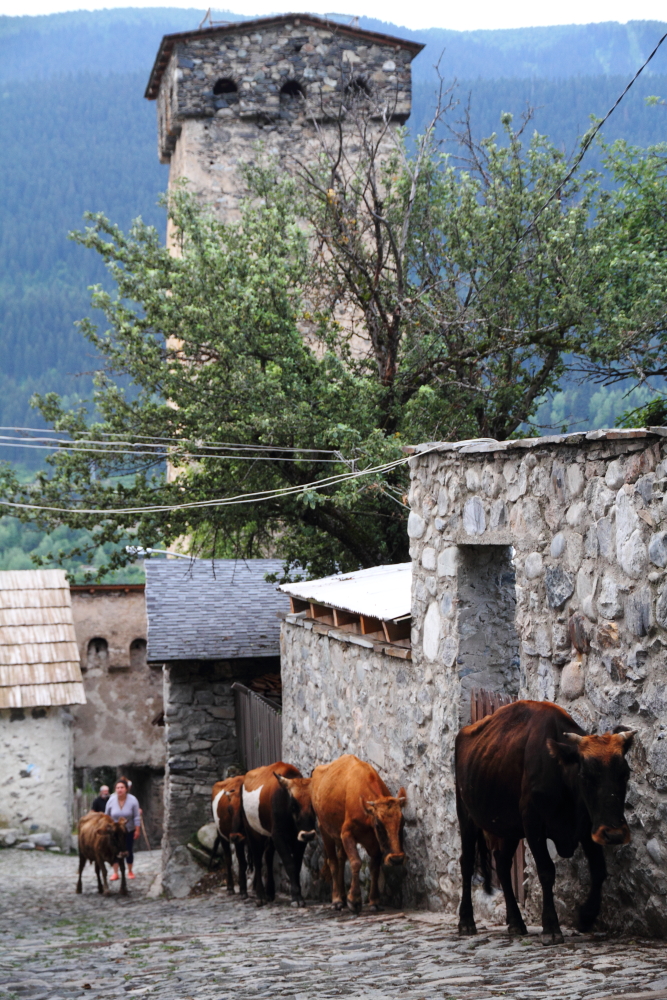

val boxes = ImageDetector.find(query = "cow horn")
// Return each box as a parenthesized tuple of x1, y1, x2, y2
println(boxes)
(562, 732, 584, 745)
(617, 729, 638, 739)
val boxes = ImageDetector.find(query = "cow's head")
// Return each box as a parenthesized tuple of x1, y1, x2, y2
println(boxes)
(361, 789, 407, 866)
(547, 730, 635, 846)
(108, 817, 129, 858)
(274, 774, 317, 843)
(222, 786, 246, 843)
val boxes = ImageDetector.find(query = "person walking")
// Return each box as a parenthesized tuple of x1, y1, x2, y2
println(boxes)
(91, 785, 110, 813)
(106, 777, 141, 880)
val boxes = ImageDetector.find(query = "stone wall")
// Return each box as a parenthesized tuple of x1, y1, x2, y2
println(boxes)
(154, 18, 416, 226)
(162, 656, 279, 862)
(70, 586, 164, 771)
(0, 707, 73, 847)
(281, 589, 518, 909)
(407, 428, 667, 935)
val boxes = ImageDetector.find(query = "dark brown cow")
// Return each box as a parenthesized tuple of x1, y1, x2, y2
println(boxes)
(211, 775, 248, 897)
(241, 761, 316, 907)
(455, 699, 635, 944)
(311, 754, 407, 913)
(76, 811, 128, 896)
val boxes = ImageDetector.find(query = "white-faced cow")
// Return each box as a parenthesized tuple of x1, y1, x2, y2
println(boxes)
(211, 775, 247, 897)
(310, 754, 407, 914)
(455, 699, 635, 944)
(76, 811, 129, 896)
(241, 761, 316, 907)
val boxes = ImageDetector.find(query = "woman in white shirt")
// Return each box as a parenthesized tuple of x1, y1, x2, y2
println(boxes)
(106, 777, 141, 880)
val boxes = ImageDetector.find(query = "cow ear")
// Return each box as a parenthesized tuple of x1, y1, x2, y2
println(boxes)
(274, 773, 292, 791)
(396, 788, 407, 807)
(361, 796, 376, 816)
(616, 729, 637, 754)
(547, 738, 580, 765)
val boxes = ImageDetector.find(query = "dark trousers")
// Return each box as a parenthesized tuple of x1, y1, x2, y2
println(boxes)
(124, 830, 135, 865)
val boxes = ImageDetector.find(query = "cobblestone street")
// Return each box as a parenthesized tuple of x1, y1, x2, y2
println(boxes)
(2, 849, 667, 1000)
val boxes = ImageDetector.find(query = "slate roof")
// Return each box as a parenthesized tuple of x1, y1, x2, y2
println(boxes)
(0, 569, 86, 709)
(145, 559, 289, 663)
(280, 563, 412, 621)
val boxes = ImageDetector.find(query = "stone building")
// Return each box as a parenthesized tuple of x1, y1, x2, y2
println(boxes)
(282, 428, 667, 935)
(69, 583, 165, 846)
(0, 570, 85, 847)
(145, 14, 423, 224)
(145, 558, 289, 866)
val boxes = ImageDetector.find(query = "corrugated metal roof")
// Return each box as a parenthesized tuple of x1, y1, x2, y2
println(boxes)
(145, 559, 290, 663)
(280, 563, 412, 621)
(0, 569, 85, 708)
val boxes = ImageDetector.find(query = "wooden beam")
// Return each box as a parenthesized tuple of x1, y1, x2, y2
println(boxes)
(382, 617, 412, 643)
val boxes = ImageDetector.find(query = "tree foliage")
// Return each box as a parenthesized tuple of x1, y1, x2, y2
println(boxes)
(3, 104, 667, 578)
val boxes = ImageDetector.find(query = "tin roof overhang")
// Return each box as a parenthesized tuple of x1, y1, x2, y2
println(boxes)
(280, 562, 411, 622)
(145, 14, 425, 100)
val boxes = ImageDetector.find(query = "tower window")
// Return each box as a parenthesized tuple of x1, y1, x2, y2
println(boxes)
(86, 637, 108, 671)
(213, 77, 238, 95)
(345, 77, 371, 97)
(280, 80, 305, 99)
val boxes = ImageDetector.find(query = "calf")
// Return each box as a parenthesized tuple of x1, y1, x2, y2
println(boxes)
(455, 699, 635, 944)
(76, 811, 128, 896)
(211, 775, 248, 897)
(311, 754, 407, 914)
(242, 761, 316, 907)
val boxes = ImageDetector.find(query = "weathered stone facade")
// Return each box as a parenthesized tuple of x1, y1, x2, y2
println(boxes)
(407, 428, 667, 935)
(146, 15, 422, 223)
(161, 657, 279, 859)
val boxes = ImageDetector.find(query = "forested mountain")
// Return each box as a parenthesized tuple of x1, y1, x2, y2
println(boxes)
(0, 10, 666, 477)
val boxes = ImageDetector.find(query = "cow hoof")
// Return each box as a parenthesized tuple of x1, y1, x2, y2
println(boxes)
(368, 904, 383, 913)
(290, 899, 306, 909)
(458, 920, 477, 936)
(255, 899, 266, 908)
(333, 901, 344, 911)
(347, 900, 362, 915)
(508, 922, 527, 938)
(240, 892, 248, 899)
(227, 888, 235, 895)
(541, 931, 564, 946)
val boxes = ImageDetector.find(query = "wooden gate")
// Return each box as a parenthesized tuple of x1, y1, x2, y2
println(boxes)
(470, 688, 525, 905)
(232, 682, 282, 771)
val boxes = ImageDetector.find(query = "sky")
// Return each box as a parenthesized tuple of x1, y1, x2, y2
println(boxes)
(2, 0, 666, 31)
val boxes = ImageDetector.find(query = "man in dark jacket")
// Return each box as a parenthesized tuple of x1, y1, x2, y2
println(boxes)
(91, 785, 110, 813)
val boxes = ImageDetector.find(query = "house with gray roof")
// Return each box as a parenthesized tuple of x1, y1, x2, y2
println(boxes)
(144, 558, 290, 864)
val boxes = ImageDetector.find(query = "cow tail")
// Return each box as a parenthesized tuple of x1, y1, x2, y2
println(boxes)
(477, 831, 493, 895)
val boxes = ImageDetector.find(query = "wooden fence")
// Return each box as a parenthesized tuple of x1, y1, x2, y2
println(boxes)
(232, 682, 282, 771)
(470, 687, 526, 905)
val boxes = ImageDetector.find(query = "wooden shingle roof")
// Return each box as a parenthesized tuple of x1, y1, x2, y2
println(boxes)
(0, 570, 85, 709)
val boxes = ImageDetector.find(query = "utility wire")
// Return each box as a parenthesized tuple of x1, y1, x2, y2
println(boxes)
(0, 450, 421, 517)
(0, 439, 346, 463)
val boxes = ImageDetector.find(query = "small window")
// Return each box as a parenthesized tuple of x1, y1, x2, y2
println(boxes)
(213, 77, 238, 95)
(86, 637, 108, 671)
(345, 76, 371, 97)
(280, 79, 305, 99)
(130, 638, 147, 671)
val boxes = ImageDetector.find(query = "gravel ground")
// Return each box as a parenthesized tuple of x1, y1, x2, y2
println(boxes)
(1, 849, 667, 1000)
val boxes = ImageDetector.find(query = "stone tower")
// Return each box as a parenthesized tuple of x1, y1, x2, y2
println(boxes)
(145, 14, 423, 222)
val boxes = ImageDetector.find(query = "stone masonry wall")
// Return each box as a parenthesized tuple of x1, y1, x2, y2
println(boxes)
(281, 566, 519, 909)
(0, 707, 73, 848)
(408, 429, 667, 935)
(155, 19, 416, 226)
(161, 656, 279, 863)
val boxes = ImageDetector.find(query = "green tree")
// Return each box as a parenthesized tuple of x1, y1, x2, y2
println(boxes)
(2, 108, 666, 578)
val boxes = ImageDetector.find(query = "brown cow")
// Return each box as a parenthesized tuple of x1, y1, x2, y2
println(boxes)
(242, 761, 316, 907)
(455, 699, 635, 945)
(211, 775, 248, 897)
(76, 811, 128, 896)
(310, 754, 407, 914)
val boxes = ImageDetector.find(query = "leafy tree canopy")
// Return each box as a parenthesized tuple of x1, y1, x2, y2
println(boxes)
(2, 109, 667, 579)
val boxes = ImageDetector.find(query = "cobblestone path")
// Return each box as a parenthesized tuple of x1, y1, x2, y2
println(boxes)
(2, 850, 667, 1000)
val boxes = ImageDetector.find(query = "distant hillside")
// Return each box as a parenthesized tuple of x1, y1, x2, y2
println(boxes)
(0, 8, 666, 469)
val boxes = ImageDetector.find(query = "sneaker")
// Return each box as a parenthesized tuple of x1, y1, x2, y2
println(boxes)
(109, 873, 119, 881)
(128, 872, 136, 880)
